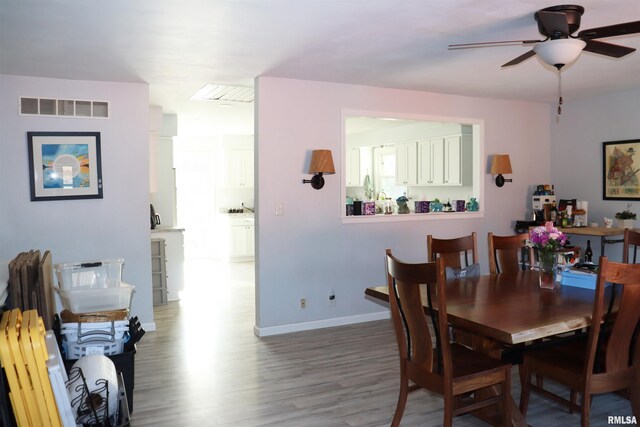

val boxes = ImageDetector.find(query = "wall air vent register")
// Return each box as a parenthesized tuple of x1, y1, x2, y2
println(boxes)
(19, 97, 109, 118)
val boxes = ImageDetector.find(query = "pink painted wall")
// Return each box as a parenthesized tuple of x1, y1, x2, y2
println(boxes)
(254, 77, 551, 334)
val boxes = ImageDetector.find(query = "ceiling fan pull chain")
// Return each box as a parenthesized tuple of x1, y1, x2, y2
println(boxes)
(557, 69, 563, 115)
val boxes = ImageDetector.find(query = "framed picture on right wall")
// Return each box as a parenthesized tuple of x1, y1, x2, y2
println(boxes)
(603, 139, 640, 201)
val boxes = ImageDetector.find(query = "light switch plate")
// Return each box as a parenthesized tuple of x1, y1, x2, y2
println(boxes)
(275, 201, 284, 216)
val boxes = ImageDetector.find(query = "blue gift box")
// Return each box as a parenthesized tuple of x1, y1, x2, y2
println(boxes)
(561, 270, 598, 289)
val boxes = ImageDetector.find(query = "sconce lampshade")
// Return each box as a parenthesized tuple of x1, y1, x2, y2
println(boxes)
(490, 154, 513, 188)
(308, 150, 335, 174)
(490, 154, 512, 175)
(303, 149, 335, 189)
(533, 38, 586, 68)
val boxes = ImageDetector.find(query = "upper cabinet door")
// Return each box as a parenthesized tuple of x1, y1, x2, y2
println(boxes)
(417, 140, 431, 185)
(430, 138, 445, 185)
(417, 136, 469, 187)
(242, 149, 254, 187)
(223, 149, 254, 188)
(396, 142, 417, 186)
(444, 136, 461, 185)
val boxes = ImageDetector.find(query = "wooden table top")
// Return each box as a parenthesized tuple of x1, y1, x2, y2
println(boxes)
(554, 225, 626, 237)
(366, 270, 608, 345)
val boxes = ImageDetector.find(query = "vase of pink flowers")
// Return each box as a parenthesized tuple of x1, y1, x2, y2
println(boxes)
(528, 221, 568, 289)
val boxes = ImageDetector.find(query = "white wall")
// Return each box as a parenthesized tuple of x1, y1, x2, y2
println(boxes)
(551, 88, 640, 261)
(0, 75, 154, 328)
(254, 77, 551, 335)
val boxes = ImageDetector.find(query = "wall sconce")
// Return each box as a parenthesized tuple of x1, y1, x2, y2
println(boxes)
(490, 154, 513, 187)
(302, 149, 335, 190)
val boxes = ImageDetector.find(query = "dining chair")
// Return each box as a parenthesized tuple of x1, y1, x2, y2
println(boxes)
(519, 256, 640, 427)
(427, 232, 479, 270)
(623, 228, 640, 263)
(385, 249, 511, 427)
(427, 232, 480, 347)
(487, 232, 535, 275)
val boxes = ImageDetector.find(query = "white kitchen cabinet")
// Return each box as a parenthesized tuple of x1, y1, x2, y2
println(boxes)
(150, 228, 185, 301)
(151, 238, 167, 306)
(395, 141, 417, 185)
(224, 214, 255, 261)
(417, 135, 471, 186)
(223, 149, 254, 188)
(444, 136, 462, 185)
(418, 138, 444, 185)
(444, 134, 472, 186)
(346, 148, 361, 186)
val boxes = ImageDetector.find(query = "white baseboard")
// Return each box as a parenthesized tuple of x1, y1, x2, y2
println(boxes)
(142, 322, 157, 332)
(253, 310, 390, 337)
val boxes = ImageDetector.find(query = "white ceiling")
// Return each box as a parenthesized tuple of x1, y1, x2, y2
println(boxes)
(2, 1, 640, 135)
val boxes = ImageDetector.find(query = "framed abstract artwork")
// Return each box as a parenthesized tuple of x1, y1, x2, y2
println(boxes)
(603, 139, 640, 200)
(27, 131, 103, 201)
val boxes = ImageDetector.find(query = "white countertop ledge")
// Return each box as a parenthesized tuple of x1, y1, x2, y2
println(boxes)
(341, 211, 484, 224)
(151, 227, 185, 233)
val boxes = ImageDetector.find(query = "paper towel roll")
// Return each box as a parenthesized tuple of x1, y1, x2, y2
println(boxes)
(68, 355, 119, 418)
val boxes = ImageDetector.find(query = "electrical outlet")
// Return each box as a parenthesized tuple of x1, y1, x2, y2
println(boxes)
(299, 297, 306, 309)
(328, 289, 336, 306)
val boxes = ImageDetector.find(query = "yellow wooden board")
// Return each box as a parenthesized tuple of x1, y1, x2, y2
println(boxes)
(22, 310, 61, 427)
(1, 309, 31, 426)
(1, 308, 62, 427)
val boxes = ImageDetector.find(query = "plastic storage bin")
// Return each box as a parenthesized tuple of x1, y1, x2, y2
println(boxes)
(57, 282, 134, 314)
(60, 320, 129, 359)
(55, 258, 124, 290)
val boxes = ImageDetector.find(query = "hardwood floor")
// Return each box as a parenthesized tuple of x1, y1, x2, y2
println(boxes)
(131, 260, 633, 426)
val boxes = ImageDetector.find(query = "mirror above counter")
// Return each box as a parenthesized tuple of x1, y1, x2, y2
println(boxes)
(342, 112, 482, 222)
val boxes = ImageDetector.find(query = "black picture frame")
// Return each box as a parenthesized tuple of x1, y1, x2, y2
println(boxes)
(603, 139, 640, 201)
(27, 131, 103, 201)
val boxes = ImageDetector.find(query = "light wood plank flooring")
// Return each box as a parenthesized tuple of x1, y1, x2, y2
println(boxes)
(131, 260, 633, 426)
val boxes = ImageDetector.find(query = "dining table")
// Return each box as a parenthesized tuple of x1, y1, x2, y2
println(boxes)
(365, 269, 624, 427)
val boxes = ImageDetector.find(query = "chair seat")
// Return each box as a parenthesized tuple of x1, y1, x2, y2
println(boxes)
(526, 334, 611, 377)
(525, 337, 588, 378)
(450, 342, 511, 381)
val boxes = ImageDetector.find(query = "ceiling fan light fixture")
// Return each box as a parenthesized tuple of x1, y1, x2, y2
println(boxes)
(533, 38, 586, 67)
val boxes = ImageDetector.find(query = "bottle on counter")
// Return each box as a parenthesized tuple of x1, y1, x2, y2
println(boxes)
(550, 202, 558, 225)
(584, 240, 593, 263)
(561, 210, 568, 228)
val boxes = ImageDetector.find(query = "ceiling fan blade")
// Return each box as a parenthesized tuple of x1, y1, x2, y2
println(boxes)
(536, 11, 570, 36)
(501, 50, 537, 67)
(583, 39, 636, 58)
(448, 39, 541, 50)
(579, 21, 640, 40)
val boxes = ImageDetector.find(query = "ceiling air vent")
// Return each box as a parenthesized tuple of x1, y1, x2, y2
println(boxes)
(190, 84, 254, 103)
(19, 97, 109, 118)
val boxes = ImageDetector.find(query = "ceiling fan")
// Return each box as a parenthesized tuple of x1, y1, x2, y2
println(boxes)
(449, 5, 640, 69)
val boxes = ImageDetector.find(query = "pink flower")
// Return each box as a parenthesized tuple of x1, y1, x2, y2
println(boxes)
(527, 222, 567, 251)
